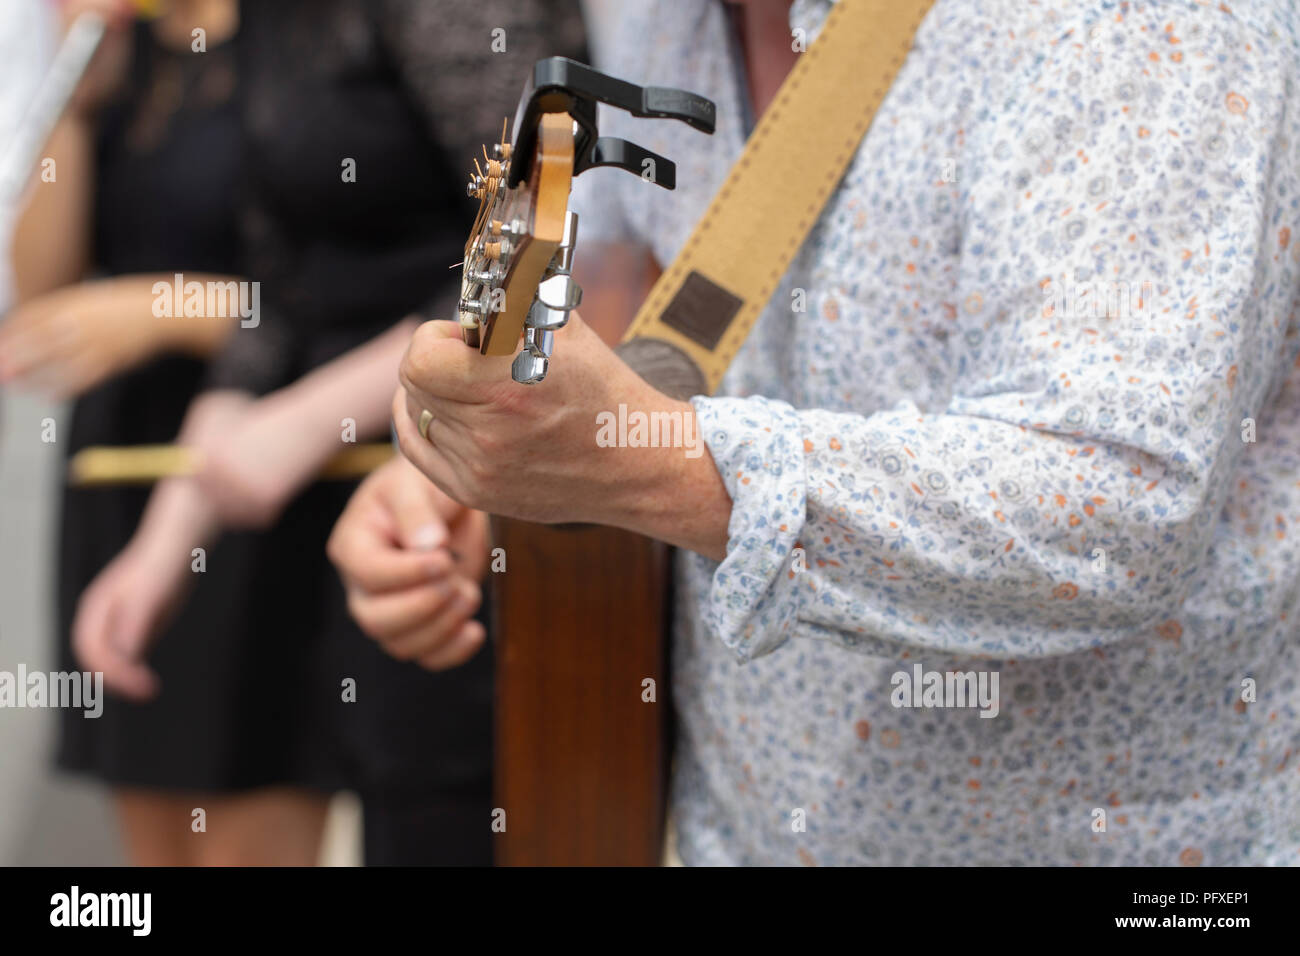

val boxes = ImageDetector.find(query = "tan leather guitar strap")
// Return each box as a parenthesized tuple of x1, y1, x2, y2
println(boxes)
(620, 0, 935, 394)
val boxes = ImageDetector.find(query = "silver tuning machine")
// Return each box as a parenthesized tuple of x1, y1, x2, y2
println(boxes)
(537, 273, 582, 311)
(510, 327, 553, 385)
(511, 210, 582, 385)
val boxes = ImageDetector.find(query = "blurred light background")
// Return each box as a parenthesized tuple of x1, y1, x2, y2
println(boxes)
(0, 0, 97, 868)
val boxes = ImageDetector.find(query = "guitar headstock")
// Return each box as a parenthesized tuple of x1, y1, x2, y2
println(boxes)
(455, 58, 716, 385)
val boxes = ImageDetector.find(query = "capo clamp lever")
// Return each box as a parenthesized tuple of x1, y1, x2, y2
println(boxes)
(507, 57, 717, 189)
(576, 137, 676, 190)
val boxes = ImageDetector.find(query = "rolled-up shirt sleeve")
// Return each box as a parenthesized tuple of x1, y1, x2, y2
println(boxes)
(691, 10, 1294, 662)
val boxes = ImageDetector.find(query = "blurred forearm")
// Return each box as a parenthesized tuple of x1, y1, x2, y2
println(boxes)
(176, 319, 420, 530)
(12, 115, 97, 302)
(271, 317, 419, 454)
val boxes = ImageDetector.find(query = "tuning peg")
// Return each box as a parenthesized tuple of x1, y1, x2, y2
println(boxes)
(552, 211, 579, 273)
(511, 328, 553, 385)
(511, 347, 548, 385)
(536, 273, 582, 311)
(459, 290, 490, 316)
(526, 301, 567, 332)
(468, 262, 503, 284)
(526, 327, 554, 357)
(491, 218, 525, 238)
(480, 238, 511, 262)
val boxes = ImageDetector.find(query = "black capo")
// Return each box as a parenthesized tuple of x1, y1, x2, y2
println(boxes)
(507, 57, 717, 191)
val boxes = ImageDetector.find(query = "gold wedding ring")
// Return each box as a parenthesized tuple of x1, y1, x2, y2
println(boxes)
(417, 408, 435, 441)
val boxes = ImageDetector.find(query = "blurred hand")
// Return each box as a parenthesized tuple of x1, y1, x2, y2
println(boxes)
(189, 390, 333, 529)
(57, 0, 137, 118)
(71, 495, 207, 701)
(185, 318, 420, 530)
(327, 456, 489, 671)
(0, 279, 180, 397)
(71, 388, 238, 699)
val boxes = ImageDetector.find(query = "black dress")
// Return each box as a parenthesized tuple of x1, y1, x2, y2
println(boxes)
(60, 0, 587, 865)
(58, 21, 341, 795)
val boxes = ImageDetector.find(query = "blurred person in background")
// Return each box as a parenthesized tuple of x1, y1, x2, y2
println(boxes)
(1, 0, 333, 867)
(2, 0, 585, 865)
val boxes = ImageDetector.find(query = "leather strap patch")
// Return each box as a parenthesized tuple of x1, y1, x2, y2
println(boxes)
(622, 0, 936, 395)
(659, 270, 743, 351)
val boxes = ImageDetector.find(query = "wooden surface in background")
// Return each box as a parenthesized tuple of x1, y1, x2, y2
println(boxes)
(492, 517, 670, 866)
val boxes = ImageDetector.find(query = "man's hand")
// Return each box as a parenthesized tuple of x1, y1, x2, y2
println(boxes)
(327, 456, 488, 671)
(394, 314, 730, 559)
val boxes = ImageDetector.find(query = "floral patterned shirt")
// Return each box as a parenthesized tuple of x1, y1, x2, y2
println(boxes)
(571, 0, 1300, 865)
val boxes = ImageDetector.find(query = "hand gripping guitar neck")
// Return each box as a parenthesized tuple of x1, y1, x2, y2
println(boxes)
(455, 58, 715, 385)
